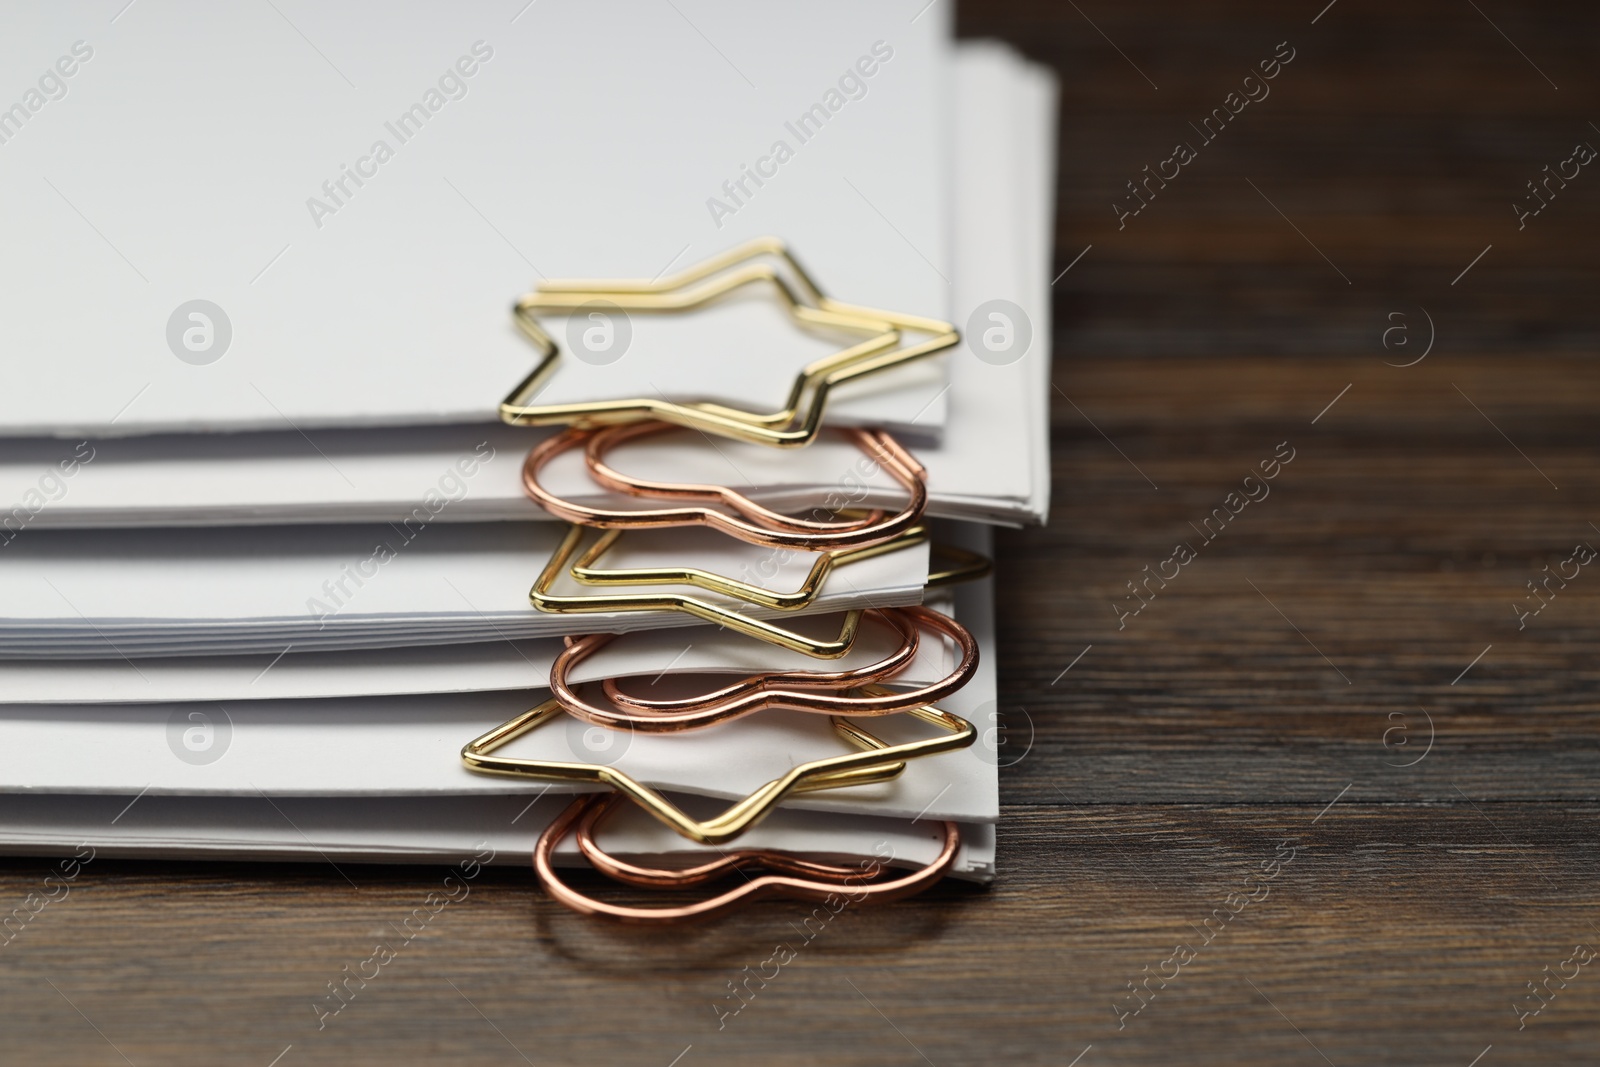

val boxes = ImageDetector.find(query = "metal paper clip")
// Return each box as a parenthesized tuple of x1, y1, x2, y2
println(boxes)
(600, 608, 923, 715)
(499, 237, 960, 448)
(568, 525, 927, 610)
(579, 420, 913, 535)
(461, 697, 974, 844)
(927, 543, 994, 587)
(524, 425, 927, 550)
(536, 792, 960, 923)
(575, 795, 875, 887)
(549, 607, 978, 733)
(532, 525, 879, 658)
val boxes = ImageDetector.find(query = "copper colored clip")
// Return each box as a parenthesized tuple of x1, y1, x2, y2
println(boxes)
(599, 607, 922, 715)
(535, 792, 960, 923)
(580, 420, 913, 536)
(523, 425, 927, 550)
(550, 605, 978, 733)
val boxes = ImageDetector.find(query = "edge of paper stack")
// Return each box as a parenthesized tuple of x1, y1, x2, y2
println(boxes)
(0, 32, 1058, 922)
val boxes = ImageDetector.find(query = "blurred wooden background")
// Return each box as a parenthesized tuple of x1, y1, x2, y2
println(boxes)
(3, 2, 1599, 1064)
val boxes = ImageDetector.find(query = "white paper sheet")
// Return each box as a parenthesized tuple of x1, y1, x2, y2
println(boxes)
(0, 41, 1056, 527)
(0, 1, 950, 437)
(0, 531, 996, 826)
(0, 34, 1056, 877)
(0, 794, 997, 882)
(0, 597, 957, 704)
(0, 521, 928, 655)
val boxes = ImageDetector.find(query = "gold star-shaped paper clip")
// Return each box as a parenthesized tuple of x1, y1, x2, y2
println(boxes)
(498, 237, 958, 448)
(530, 524, 929, 657)
(460, 697, 974, 844)
(567, 524, 928, 609)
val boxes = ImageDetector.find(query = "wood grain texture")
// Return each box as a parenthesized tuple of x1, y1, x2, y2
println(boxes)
(1, 2, 1597, 1063)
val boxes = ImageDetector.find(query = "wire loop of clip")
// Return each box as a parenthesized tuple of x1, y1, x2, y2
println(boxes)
(524, 425, 928, 551)
(488, 237, 977, 910)
(532, 791, 960, 923)
(532, 524, 935, 658)
(927, 542, 994, 587)
(461, 697, 974, 845)
(579, 420, 912, 535)
(598, 607, 923, 716)
(550, 606, 978, 733)
(499, 237, 960, 449)
(568, 525, 928, 610)
(574, 794, 876, 888)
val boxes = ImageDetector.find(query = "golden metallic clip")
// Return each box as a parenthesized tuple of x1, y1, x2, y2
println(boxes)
(574, 795, 880, 888)
(927, 543, 994, 587)
(531, 524, 881, 658)
(460, 697, 974, 845)
(499, 237, 959, 448)
(569, 525, 928, 610)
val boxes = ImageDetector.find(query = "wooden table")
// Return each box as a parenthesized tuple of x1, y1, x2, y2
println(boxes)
(4, 2, 1598, 1063)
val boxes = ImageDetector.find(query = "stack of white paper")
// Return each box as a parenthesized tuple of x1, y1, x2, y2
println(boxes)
(0, 521, 929, 655)
(0, 1, 1056, 899)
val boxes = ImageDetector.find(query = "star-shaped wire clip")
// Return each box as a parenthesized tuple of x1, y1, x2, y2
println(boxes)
(530, 523, 915, 658)
(498, 237, 958, 448)
(460, 697, 974, 845)
(567, 525, 927, 609)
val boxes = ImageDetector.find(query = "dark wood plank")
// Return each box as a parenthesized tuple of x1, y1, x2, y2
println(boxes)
(1002, 354, 1600, 806)
(1, 804, 1595, 1065)
(964, 0, 1600, 357)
